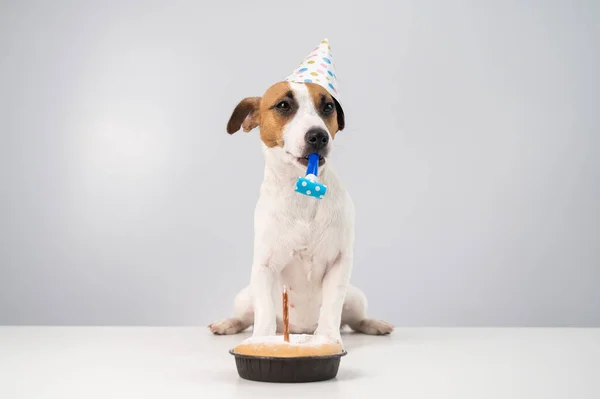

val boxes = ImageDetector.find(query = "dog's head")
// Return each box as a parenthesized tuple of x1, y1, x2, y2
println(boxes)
(226, 81, 345, 169)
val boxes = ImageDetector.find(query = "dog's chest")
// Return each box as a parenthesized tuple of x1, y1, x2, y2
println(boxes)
(256, 167, 352, 271)
(287, 208, 340, 256)
(280, 215, 338, 280)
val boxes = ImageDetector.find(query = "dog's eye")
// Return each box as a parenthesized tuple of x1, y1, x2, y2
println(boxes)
(323, 102, 334, 114)
(276, 101, 291, 111)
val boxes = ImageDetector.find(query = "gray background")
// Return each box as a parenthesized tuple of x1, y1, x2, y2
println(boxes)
(1, 0, 599, 327)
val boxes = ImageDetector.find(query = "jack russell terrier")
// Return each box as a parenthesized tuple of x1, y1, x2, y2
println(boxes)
(209, 40, 393, 345)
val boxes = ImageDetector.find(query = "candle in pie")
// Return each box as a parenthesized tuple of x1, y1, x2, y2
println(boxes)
(282, 286, 290, 342)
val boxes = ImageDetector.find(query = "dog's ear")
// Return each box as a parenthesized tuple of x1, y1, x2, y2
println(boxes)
(227, 97, 261, 134)
(333, 97, 345, 131)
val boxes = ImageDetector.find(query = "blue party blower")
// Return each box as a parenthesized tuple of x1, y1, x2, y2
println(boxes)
(295, 153, 327, 199)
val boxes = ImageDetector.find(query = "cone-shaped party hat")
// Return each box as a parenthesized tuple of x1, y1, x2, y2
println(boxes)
(284, 38, 340, 102)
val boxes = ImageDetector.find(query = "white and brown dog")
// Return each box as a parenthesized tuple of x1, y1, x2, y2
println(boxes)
(208, 80, 393, 345)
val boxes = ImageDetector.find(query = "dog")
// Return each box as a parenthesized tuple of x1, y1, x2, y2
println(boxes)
(208, 80, 393, 345)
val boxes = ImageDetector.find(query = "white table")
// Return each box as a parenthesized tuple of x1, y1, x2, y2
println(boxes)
(0, 327, 598, 398)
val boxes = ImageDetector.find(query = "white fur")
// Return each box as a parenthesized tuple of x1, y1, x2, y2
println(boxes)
(209, 83, 393, 345)
(282, 83, 331, 159)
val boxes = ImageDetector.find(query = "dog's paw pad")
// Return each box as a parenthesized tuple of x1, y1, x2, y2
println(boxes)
(208, 318, 243, 335)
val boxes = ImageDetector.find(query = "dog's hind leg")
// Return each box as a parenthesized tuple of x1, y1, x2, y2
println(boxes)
(208, 285, 254, 335)
(341, 285, 394, 335)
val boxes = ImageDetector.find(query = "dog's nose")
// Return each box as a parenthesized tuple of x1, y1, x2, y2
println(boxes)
(304, 128, 329, 150)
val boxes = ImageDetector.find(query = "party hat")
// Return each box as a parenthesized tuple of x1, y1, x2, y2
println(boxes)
(284, 38, 340, 102)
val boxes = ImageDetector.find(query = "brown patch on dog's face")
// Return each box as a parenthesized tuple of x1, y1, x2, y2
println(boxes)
(306, 83, 345, 138)
(257, 82, 298, 148)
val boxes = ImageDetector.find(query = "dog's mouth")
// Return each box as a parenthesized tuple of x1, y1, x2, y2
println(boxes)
(284, 150, 328, 168)
(297, 154, 326, 167)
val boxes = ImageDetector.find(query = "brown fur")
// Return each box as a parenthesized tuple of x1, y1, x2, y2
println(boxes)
(306, 83, 344, 138)
(226, 97, 261, 134)
(257, 82, 296, 148)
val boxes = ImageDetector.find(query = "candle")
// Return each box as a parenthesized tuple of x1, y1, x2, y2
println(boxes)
(282, 286, 290, 342)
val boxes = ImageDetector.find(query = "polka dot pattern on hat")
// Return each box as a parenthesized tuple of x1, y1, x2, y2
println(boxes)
(284, 38, 340, 102)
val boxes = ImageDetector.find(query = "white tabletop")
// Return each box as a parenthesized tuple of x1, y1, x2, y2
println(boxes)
(0, 327, 598, 398)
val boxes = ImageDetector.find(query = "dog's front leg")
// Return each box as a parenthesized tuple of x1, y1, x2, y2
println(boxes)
(250, 235, 292, 336)
(250, 259, 280, 337)
(314, 252, 353, 344)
